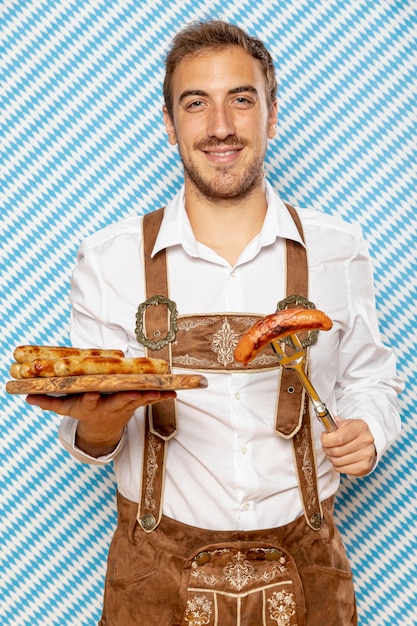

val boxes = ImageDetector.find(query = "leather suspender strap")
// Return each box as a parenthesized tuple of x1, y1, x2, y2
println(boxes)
(284, 203, 307, 293)
(282, 203, 323, 530)
(141, 208, 177, 441)
(274, 204, 308, 439)
(137, 208, 174, 532)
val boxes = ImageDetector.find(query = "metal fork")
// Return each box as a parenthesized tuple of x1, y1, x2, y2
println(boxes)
(271, 333, 338, 433)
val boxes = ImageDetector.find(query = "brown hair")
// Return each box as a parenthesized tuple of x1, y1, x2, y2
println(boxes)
(163, 20, 277, 119)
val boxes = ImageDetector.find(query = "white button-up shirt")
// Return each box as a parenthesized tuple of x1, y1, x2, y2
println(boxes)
(59, 182, 402, 530)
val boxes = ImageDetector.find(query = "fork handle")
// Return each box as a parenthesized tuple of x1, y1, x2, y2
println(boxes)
(290, 364, 339, 433)
(312, 401, 338, 433)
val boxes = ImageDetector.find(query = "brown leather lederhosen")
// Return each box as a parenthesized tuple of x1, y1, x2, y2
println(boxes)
(99, 207, 357, 626)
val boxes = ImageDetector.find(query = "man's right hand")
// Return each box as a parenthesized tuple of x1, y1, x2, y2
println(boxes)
(26, 390, 176, 457)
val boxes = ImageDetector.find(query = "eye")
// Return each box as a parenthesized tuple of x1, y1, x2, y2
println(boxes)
(186, 100, 206, 110)
(233, 95, 255, 108)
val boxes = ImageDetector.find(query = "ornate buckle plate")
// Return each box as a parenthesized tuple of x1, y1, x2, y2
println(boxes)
(276, 293, 319, 349)
(135, 295, 178, 351)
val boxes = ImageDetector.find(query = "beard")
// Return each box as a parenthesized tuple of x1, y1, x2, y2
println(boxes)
(178, 136, 266, 201)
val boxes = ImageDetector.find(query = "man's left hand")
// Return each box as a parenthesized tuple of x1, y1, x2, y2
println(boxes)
(321, 418, 376, 476)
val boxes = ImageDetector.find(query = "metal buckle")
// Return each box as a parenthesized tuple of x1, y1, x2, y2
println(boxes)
(276, 293, 319, 349)
(135, 295, 178, 351)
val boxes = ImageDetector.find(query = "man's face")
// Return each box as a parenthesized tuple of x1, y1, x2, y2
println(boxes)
(163, 46, 277, 202)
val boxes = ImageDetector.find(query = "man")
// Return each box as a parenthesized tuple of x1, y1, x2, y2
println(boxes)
(27, 20, 402, 625)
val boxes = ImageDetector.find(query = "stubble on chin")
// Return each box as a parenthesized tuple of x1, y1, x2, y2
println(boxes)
(180, 141, 265, 201)
(186, 163, 264, 201)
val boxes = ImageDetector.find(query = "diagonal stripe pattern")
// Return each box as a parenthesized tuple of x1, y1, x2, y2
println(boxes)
(1, 1, 416, 624)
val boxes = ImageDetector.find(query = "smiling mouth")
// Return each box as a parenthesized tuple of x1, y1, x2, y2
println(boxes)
(205, 149, 241, 157)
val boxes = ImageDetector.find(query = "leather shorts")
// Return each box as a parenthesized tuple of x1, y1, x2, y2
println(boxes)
(98, 492, 357, 626)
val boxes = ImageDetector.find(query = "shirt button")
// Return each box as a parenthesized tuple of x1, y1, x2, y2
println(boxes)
(241, 447, 247, 455)
(242, 503, 250, 511)
(235, 392, 240, 400)
(231, 271, 236, 278)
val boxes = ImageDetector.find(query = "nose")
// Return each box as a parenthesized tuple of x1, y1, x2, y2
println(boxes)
(207, 104, 235, 140)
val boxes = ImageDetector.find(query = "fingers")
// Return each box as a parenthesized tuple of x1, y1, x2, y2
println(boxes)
(25, 389, 177, 419)
(96, 390, 177, 415)
(26, 393, 86, 415)
(321, 418, 376, 476)
(324, 445, 376, 476)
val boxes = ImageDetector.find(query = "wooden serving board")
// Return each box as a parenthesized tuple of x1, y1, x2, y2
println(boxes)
(6, 373, 208, 395)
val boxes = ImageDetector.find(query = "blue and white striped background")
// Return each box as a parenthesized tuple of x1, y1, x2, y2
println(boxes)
(1, 1, 416, 624)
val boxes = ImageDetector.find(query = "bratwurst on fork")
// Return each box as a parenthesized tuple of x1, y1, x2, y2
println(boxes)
(234, 307, 333, 366)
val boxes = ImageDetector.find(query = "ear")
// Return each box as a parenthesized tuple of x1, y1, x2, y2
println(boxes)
(163, 105, 178, 145)
(267, 100, 278, 139)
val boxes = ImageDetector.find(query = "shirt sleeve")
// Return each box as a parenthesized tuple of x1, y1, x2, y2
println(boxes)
(57, 240, 130, 465)
(334, 233, 403, 463)
(58, 416, 126, 464)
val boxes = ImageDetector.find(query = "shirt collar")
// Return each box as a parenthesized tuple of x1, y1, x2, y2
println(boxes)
(151, 180, 305, 258)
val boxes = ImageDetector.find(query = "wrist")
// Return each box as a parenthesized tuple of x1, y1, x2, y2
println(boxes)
(75, 424, 124, 457)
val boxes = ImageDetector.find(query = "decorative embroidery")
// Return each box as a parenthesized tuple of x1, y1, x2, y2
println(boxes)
(191, 549, 288, 591)
(222, 550, 255, 591)
(183, 595, 213, 626)
(144, 431, 162, 512)
(210, 318, 241, 367)
(267, 590, 296, 625)
(295, 424, 316, 509)
(173, 354, 215, 368)
(247, 353, 278, 367)
(177, 318, 216, 332)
